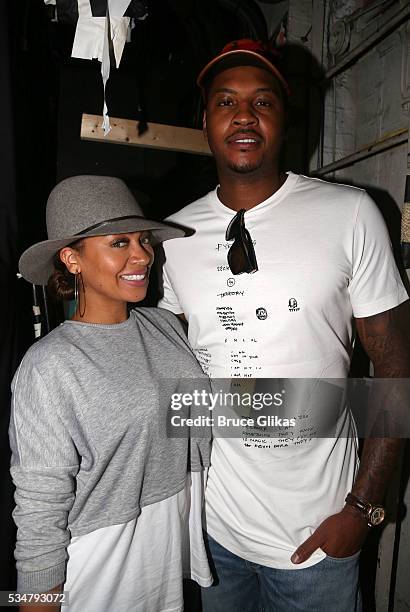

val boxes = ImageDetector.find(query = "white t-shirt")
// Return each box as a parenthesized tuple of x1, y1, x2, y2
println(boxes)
(158, 172, 408, 569)
(64, 474, 211, 611)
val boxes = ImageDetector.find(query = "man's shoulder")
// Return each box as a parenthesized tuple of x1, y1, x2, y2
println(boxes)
(296, 173, 365, 201)
(165, 189, 216, 224)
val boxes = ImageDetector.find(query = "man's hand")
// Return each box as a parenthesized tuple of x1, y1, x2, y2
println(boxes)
(291, 506, 369, 564)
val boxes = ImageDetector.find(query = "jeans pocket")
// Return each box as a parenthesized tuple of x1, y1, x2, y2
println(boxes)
(325, 550, 361, 562)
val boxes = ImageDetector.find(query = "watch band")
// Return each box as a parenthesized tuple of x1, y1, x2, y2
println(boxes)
(345, 493, 385, 527)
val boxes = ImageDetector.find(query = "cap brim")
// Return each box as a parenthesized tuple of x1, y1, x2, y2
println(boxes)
(197, 49, 290, 96)
(19, 218, 185, 286)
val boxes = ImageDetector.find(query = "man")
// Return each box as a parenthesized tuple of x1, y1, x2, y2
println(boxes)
(158, 39, 410, 611)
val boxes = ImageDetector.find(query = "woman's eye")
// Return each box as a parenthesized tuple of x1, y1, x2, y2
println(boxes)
(112, 240, 128, 248)
(255, 99, 271, 107)
(140, 235, 152, 246)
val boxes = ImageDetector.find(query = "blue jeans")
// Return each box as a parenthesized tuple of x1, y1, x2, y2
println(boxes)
(201, 533, 362, 612)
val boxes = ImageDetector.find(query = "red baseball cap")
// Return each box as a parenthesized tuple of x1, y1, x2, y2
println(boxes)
(197, 39, 290, 97)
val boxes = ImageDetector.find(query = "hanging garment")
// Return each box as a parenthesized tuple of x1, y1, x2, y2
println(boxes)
(44, 0, 148, 133)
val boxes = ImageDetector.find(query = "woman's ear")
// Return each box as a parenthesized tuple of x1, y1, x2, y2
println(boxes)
(59, 247, 81, 275)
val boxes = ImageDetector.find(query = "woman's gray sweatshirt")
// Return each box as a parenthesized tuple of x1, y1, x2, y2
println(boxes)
(9, 308, 211, 592)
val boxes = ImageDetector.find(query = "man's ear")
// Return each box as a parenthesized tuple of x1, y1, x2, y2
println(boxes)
(202, 110, 207, 139)
(59, 246, 81, 275)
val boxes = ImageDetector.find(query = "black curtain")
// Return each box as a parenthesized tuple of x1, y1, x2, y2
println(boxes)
(0, 0, 59, 595)
(0, 0, 19, 592)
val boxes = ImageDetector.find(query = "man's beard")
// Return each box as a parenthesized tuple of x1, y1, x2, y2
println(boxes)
(226, 157, 263, 174)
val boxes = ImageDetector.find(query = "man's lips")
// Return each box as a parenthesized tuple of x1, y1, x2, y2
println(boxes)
(226, 130, 262, 148)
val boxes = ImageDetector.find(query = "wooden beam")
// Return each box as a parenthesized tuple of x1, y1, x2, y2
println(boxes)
(81, 113, 212, 156)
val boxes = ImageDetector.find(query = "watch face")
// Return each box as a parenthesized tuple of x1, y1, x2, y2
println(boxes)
(370, 507, 385, 526)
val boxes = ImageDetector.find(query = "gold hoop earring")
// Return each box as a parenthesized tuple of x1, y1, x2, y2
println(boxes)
(74, 273, 79, 308)
(78, 272, 86, 318)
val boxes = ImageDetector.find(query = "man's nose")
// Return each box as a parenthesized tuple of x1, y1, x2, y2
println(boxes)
(232, 102, 258, 126)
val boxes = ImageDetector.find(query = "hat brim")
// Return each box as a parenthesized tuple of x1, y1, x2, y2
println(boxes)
(197, 49, 290, 96)
(19, 217, 185, 286)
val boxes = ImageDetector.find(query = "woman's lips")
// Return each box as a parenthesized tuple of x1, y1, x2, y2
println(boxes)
(119, 272, 148, 287)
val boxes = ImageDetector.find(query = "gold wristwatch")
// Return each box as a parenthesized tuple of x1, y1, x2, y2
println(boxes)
(345, 493, 385, 527)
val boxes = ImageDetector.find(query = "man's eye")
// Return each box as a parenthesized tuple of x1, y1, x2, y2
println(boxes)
(255, 99, 271, 107)
(217, 99, 234, 106)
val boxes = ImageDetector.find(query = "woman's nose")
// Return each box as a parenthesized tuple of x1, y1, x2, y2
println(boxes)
(129, 240, 153, 266)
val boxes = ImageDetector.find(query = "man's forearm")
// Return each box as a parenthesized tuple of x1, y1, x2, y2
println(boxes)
(351, 438, 404, 504)
(352, 300, 410, 504)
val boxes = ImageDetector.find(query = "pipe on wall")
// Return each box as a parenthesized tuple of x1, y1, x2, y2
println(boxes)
(325, 3, 410, 80)
(314, 127, 408, 175)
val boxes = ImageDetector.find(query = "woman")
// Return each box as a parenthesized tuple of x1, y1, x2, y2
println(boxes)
(10, 175, 212, 611)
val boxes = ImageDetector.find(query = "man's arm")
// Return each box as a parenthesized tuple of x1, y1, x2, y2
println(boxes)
(356, 299, 410, 378)
(351, 299, 410, 501)
(292, 300, 410, 563)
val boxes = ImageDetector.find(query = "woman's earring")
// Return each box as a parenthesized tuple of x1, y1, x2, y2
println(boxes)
(78, 272, 86, 318)
(74, 272, 79, 308)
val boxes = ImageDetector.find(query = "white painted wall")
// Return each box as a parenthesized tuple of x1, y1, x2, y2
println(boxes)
(261, 1, 410, 609)
(319, 4, 410, 610)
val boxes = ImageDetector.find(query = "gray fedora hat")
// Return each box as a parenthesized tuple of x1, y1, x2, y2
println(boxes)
(19, 175, 185, 285)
